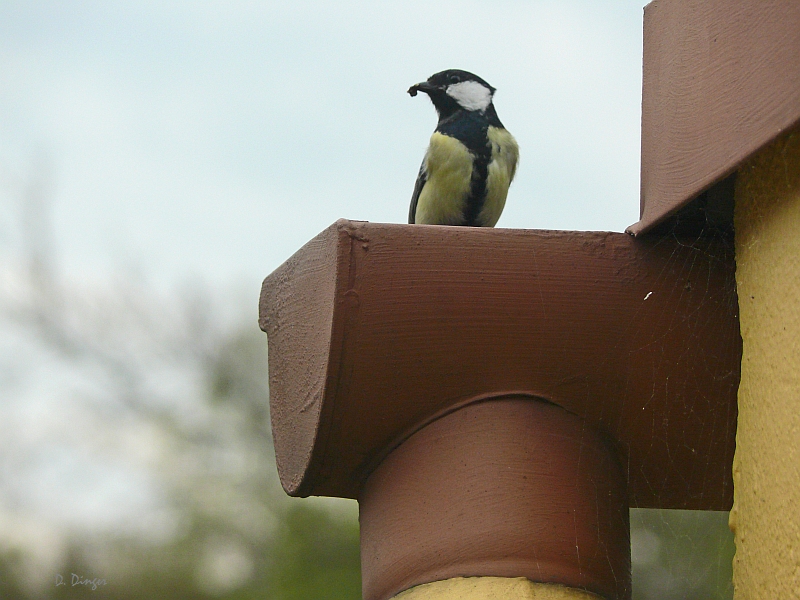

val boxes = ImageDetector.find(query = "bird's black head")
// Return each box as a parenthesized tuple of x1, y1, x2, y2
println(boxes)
(408, 69, 496, 121)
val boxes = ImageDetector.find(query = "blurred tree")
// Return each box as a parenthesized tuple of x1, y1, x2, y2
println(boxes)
(0, 155, 362, 599)
(631, 509, 734, 600)
(263, 501, 361, 600)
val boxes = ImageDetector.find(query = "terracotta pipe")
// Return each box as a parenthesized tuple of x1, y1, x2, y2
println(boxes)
(359, 396, 631, 600)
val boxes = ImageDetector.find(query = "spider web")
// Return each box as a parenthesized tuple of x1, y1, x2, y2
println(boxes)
(627, 201, 738, 600)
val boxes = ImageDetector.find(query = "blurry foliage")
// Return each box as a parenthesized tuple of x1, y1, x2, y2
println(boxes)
(0, 327, 362, 600)
(632, 509, 734, 600)
(263, 502, 361, 600)
(0, 152, 362, 598)
(35, 499, 361, 600)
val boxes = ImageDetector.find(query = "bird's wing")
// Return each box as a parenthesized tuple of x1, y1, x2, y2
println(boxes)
(408, 162, 427, 224)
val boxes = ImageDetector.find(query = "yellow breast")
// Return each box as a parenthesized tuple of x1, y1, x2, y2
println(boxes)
(414, 132, 473, 225)
(414, 127, 519, 227)
(478, 126, 519, 227)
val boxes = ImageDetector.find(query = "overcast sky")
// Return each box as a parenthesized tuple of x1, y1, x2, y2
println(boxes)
(0, 2, 655, 573)
(1, 0, 648, 292)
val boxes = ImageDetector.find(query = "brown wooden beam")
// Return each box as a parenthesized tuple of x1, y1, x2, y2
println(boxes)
(630, 0, 800, 235)
(259, 220, 740, 511)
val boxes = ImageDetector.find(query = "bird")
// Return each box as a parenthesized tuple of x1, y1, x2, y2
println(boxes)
(407, 69, 519, 226)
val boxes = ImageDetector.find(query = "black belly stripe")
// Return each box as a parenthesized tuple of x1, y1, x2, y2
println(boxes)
(464, 146, 491, 225)
(436, 110, 493, 227)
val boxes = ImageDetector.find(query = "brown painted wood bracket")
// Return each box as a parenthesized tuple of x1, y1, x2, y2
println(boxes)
(259, 219, 740, 512)
(630, 0, 800, 235)
(260, 219, 740, 599)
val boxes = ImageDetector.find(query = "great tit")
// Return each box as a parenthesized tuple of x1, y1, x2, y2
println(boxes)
(408, 69, 519, 226)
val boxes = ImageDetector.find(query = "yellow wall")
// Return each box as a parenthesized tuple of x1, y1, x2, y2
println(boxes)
(731, 126, 800, 599)
(393, 577, 600, 600)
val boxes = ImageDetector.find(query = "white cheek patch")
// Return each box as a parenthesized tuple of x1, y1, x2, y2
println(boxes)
(445, 80, 492, 111)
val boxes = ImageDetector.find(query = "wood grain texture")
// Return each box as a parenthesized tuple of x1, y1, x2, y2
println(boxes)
(259, 221, 741, 510)
(630, 0, 800, 235)
(257, 223, 344, 494)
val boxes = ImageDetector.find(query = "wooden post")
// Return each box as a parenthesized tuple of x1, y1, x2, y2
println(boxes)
(259, 221, 739, 600)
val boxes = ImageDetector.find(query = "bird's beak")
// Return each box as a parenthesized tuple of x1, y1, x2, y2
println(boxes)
(408, 81, 437, 97)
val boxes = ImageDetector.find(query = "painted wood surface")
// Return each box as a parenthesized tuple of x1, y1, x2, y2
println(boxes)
(631, 0, 800, 235)
(259, 220, 740, 510)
